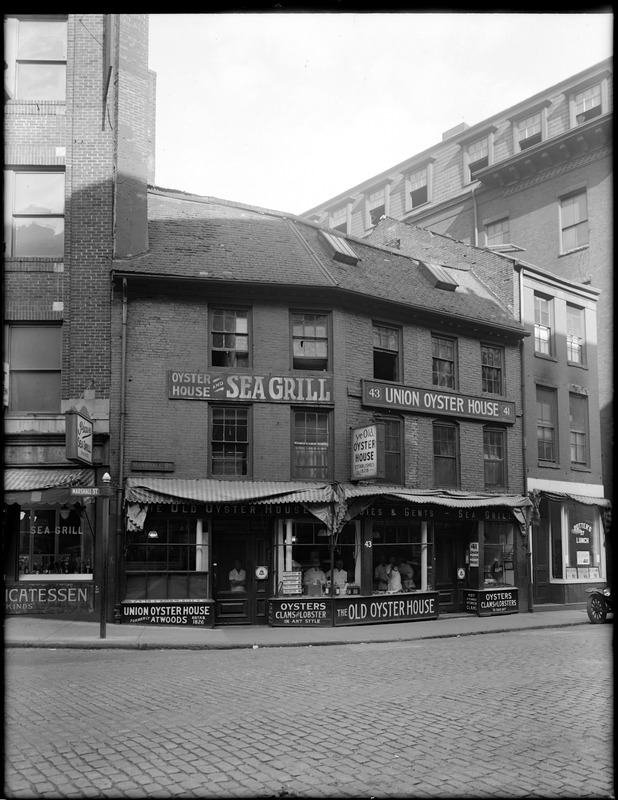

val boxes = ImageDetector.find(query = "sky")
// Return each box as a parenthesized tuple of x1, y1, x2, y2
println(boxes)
(148, 11, 613, 215)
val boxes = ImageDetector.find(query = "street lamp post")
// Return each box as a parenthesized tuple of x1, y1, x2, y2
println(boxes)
(100, 472, 112, 639)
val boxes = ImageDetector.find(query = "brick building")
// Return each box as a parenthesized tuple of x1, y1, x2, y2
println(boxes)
(108, 188, 532, 627)
(301, 59, 613, 499)
(3, 14, 152, 619)
(370, 220, 610, 605)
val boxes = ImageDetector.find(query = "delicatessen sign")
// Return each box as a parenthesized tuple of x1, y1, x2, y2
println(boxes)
(169, 371, 333, 403)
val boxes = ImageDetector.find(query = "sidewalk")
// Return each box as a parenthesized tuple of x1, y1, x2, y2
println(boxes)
(4, 605, 592, 650)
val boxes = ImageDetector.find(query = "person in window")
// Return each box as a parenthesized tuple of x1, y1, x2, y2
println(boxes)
(229, 560, 247, 592)
(303, 558, 327, 593)
(387, 557, 402, 593)
(326, 558, 348, 590)
(398, 558, 415, 591)
(374, 555, 389, 592)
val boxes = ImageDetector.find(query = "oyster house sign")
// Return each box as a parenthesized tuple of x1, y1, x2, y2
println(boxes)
(168, 372, 333, 403)
(362, 380, 515, 423)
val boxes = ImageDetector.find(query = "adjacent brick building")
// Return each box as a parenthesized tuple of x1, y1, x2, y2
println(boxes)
(301, 59, 613, 500)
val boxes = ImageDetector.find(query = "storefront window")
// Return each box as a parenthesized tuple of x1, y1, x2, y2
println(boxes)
(276, 520, 359, 596)
(125, 516, 209, 600)
(18, 507, 92, 579)
(483, 523, 515, 587)
(372, 520, 430, 593)
(550, 501, 603, 580)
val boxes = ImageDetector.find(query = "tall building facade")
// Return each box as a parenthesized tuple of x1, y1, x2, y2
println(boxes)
(369, 220, 610, 605)
(301, 59, 613, 499)
(3, 14, 152, 618)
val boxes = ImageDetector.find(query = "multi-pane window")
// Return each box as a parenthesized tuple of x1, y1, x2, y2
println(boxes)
(5, 16, 67, 101)
(210, 309, 249, 367)
(330, 206, 347, 234)
(211, 407, 249, 476)
(560, 191, 589, 253)
(566, 304, 586, 365)
(534, 294, 553, 356)
(483, 428, 506, 488)
(293, 410, 330, 480)
(124, 516, 209, 600)
(432, 335, 457, 389)
(373, 324, 400, 382)
(380, 418, 403, 485)
(467, 137, 489, 181)
(517, 112, 542, 150)
(485, 218, 509, 246)
(5, 325, 62, 412)
(433, 423, 459, 488)
(18, 508, 92, 579)
(537, 386, 557, 463)
(407, 168, 429, 209)
(366, 188, 385, 228)
(569, 394, 589, 466)
(574, 84, 602, 124)
(291, 312, 328, 371)
(481, 345, 503, 395)
(4, 170, 65, 257)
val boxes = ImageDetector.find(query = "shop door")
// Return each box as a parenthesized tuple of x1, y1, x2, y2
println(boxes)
(213, 526, 270, 625)
(434, 523, 470, 613)
(532, 523, 551, 604)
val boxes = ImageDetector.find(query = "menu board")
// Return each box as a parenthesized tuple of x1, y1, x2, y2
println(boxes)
(280, 571, 302, 595)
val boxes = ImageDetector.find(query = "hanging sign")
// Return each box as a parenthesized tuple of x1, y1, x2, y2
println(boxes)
(351, 423, 385, 480)
(65, 407, 94, 466)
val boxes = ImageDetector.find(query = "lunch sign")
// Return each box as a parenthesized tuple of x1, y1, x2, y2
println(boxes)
(361, 380, 516, 423)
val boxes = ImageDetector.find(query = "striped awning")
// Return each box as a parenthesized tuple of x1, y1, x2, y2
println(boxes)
(339, 484, 532, 509)
(4, 467, 95, 507)
(124, 477, 338, 506)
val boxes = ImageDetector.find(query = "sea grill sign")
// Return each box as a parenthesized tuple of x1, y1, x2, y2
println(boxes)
(65, 407, 94, 465)
(362, 380, 516, 423)
(168, 372, 333, 403)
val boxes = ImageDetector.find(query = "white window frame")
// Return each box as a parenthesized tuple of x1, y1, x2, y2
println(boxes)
(559, 189, 589, 255)
(4, 168, 66, 258)
(404, 160, 434, 213)
(4, 15, 68, 102)
(568, 72, 610, 128)
(485, 218, 510, 247)
(459, 127, 497, 185)
(364, 181, 393, 230)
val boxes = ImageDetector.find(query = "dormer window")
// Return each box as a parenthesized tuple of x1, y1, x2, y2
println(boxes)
(329, 206, 348, 234)
(418, 260, 459, 292)
(568, 71, 610, 128)
(458, 127, 497, 184)
(404, 160, 435, 213)
(517, 113, 542, 150)
(575, 84, 602, 124)
(509, 100, 550, 154)
(366, 188, 386, 229)
(320, 230, 359, 266)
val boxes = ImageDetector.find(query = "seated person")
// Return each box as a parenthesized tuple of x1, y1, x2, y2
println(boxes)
(374, 555, 389, 591)
(228, 560, 247, 592)
(303, 558, 327, 593)
(326, 558, 348, 589)
(398, 558, 415, 590)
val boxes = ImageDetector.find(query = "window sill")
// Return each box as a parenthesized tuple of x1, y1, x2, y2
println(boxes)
(537, 462, 561, 469)
(567, 361, 588, 370)
(570, 465, 592, 473)
(559, 245, 589, 257)
(533, 352, 557, 363)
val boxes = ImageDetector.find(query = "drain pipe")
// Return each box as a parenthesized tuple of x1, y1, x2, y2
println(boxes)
(114, 277, 128, 609)
(471, 184, 479, 247)
(517, 263, 534, 613)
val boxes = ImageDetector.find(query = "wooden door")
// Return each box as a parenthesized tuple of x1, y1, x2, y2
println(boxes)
(434, 522, 470, 613)
(213, 525, 270, 625)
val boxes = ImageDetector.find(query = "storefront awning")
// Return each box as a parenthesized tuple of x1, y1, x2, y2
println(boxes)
(533, 489, 611, 508)
(124, 477, 337, 506)
(4, 467, 95, 507)
(339, 484, 533, 509)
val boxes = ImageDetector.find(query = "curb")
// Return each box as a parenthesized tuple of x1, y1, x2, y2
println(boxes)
(5, 619, 590, 651)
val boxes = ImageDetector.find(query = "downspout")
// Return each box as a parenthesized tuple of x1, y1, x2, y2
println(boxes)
(471, 184, 479, 247)
(517, 264, 534, 613)
(114, 277, 128, 608)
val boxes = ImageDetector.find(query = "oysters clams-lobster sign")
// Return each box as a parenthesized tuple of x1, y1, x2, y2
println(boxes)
(168, 371, 333, 403)
(362, 379, 516, 423)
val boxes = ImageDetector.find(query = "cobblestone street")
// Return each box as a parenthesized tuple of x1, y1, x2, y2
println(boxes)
(4, 625, 613, 798)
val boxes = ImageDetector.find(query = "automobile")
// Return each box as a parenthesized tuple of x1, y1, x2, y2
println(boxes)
(586, 586, 613, 624)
